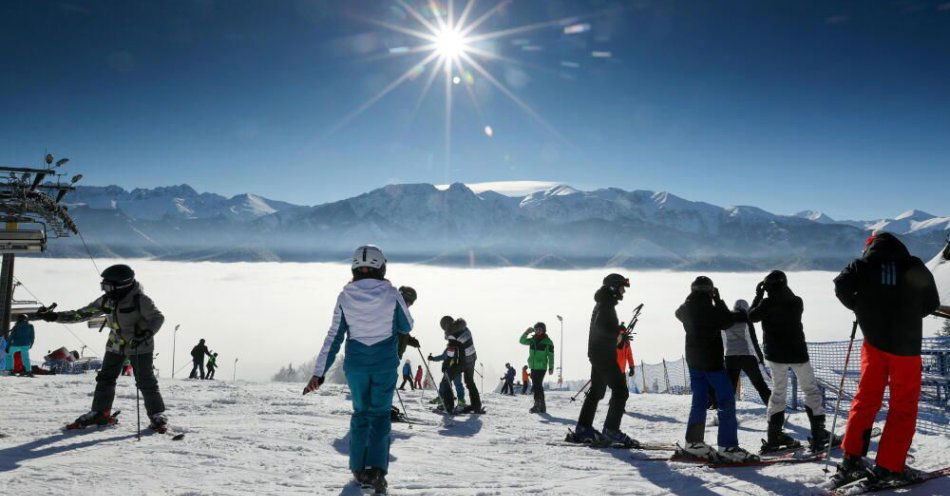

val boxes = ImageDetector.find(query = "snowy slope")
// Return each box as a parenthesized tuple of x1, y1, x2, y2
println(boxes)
(2, 375, 948, 495)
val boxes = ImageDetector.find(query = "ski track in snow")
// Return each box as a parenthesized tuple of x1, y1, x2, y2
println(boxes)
(1, 376, 948, 495)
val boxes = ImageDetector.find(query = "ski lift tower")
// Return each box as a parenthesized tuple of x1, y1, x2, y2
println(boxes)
(0, 153, 82, 338)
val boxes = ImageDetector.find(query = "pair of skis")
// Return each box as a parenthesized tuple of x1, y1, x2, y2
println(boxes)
(64, 411, 185, 440)
(820, 466, 950, 495)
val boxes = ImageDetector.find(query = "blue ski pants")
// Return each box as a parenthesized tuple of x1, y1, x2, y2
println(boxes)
(687, 367, 738, 448)
(344, 369, 397, 474)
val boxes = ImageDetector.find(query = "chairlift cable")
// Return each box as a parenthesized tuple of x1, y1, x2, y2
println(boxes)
(12, 276, 88, 348)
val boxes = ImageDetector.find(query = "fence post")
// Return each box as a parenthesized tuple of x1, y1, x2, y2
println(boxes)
(791, 369, 799, 410)
(682, 355, 689, 393)
(641, 362, 647, 392)
(662, 359, 670, 393)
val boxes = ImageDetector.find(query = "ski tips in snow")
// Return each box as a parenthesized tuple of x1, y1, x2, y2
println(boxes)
(822, 466, 950, 495)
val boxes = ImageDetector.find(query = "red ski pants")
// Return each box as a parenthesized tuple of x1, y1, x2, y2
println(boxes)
(842, 342, 921, 472)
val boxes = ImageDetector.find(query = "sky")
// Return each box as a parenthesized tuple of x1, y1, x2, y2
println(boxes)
(1, 0, 948, 221)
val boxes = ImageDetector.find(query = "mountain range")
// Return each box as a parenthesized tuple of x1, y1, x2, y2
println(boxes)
(43, 181, 949, 270)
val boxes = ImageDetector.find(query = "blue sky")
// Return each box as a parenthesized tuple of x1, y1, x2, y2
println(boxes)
(1, 0, 948, 220)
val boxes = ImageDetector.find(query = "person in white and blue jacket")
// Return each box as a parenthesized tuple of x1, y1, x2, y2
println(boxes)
(303, 245, 414, 495)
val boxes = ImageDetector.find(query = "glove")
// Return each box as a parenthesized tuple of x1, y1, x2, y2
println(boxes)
(302, 375, 324, 395)
(39, 311, 59, 322)
(406, 336, 420, 348)
(427, 353, 434, 361)
(549, 369, 554, 375)
(712, 288, 721, 301)
(755, 282, 766, 298)
(628, 368, 635, 377)
(398, 286, 417, 307)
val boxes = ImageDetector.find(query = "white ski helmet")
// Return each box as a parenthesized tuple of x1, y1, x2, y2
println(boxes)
(352, 245, 386, 275)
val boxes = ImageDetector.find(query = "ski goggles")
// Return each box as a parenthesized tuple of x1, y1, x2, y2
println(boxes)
(101, 280, 134, 293)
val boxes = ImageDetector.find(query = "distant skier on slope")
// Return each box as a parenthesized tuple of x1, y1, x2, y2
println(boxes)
(831, 233, 939, 487)
(721, 299, 771, 404)
(36, 264, 168, 432)
(500, 363, 516, 395)
(567, 273, 637, 447)
(303, 245, 414, 495)
(521, 366, 530, 395)
(749, 270, 833, 453)
(414, 365, 423, 390)
(399, 360, 414, 390)
(206, 353, 218, 380)
(675, 276, 758, 463)
(520, 322, 554, 413)
(189, 339, 212, 379)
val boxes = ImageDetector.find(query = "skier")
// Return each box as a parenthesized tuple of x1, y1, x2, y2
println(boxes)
(722, 299, 771, 403)
(189, 339, 212, 379)
(414, 365, 423, 389)
(831, 233, 940, 487)
(568, 274, 637, 447)
(521, 366, 530, 395)
(675, 276, 758, 462)
(121, 357, 133, 376)
(206, 352, 218, 380)
(439, 315, 484, 414)
(398, 360, 414, 390)
(428, 342, 462, 414)
(520, 322, 554, 413)
(303, 245, 414, 495)
(500, 363, 515, 395)
(36, 264, 168, 432)
(6, 315, 35, 376)
(750, 270, 833, 453)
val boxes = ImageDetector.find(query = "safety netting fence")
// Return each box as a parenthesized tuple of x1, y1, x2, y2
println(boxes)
(628, 337, 950, 435)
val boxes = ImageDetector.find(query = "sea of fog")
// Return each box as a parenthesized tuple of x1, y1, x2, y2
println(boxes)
(14, 259, 944, 383)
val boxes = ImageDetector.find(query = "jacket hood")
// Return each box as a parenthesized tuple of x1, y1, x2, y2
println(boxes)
(734, 299, 749, 312)
(594, 286, 619, 305)
(864, 232, 911, 261)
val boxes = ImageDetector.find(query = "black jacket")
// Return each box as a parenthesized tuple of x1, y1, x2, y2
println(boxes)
(191, 343, 209, 360)
(588, 286, 620, 362)
(834, 233, 940, 356)
(749, 288, 809, 364)
(675, 292, 735, 371)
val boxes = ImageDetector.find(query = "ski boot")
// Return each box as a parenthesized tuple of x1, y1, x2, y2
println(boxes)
(353, 469, 368, 485)
(602, 427, 640, 449)
(830, 455, 874, 489)
(66, 409, 119, 430)
(761, 412, 801, 454)
(717, 446, 760, 463)
(149, 413, 169, 434)
(567, 424, 605, 445)
(868, 464, 925, 488)
(806, 410, 841, 452)
(676, 441, 719, 462)
(360, 467, 388, 495)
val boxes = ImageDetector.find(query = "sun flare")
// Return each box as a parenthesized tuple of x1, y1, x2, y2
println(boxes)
(434, 27, 466, 59)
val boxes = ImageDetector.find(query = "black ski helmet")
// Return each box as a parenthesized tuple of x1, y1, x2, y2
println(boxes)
(603, 273, 630, 290)
(398, 286, 417, 306)
(690, 276, 715, 294)
(100, 264, 135, 294)
(439, 315, 454, 333)
(763, 270, 788, 291)
(534, 322, 546, 333)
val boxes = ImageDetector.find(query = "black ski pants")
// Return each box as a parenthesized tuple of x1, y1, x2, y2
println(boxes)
(207, 366, 216, 380)
(501, 378, 514, 395)
(725, 355, 772, 404)
(531, 369, 547, 407)
(190, 358, 205, 379)
(578, 352, 629, 431)
(399, 375, 415, 390)
(461, 361, 482, 410)
(93, 351, 165, 417)
(521, 381, 529, 394)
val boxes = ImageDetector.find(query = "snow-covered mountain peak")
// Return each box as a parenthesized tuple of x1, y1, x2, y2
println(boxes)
(895, 209, 935, 221)
(795, 210, 836, 224)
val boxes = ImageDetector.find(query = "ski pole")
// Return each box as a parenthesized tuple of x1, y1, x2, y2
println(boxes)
(570, 379, 592, 402)
(823, 320, 859, 474)
(394, 386, 412, 426)
(134, 351, 142, 441)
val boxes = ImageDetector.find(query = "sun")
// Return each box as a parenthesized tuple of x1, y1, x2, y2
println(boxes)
(434, 27, 467, 59)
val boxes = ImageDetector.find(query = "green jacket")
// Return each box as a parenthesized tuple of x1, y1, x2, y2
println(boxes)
(520, 330, 554, 371)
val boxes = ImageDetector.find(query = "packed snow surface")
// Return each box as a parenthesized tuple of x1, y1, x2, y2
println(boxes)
(1, 376, 947, 495)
